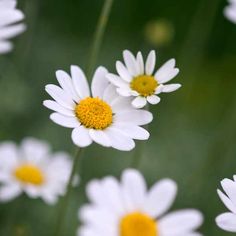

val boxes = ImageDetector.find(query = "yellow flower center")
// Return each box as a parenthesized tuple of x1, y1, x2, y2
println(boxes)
(75, 97, 113, 130)
(14, 164, 44, 185)
(130, 75, 158, 97)
(120, 212, 158, 236)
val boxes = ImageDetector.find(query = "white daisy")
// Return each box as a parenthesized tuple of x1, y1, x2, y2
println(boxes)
(43, 66, 152, 151)
(224, 0, 236, 24)
(216, 176, 236, 232)
(107, 50, 181, 108)
(0, 0, 26, 54)
(78, 169, 204, 236)
(0, 137, 74, 205)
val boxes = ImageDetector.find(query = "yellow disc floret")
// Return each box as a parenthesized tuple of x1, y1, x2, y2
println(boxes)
(14, 164, 44, 185)
(130, 75, 158, 97)
(75, 97, 113, 130)
(120, 212, 158, 236)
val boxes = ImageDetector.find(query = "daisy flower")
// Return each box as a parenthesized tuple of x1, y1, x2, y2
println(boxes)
(0, 138, 74, 205)
(78, 169, 204, 236)
(107, 50, 181, 108)
(216, 176, 236, 232)
(44, 66, 152, 151)
(224, 0, 236, 24)
(0, 0, 26, 54)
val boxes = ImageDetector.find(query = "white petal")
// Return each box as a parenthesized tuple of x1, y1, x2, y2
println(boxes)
(0, 9, 24, 27)
(50, 113, 79, 128)
(110, 97, 133, 112)
(24, 185, 41, 198)
(217, 189, 236, 213)
(72, 126, 92, 147)
(104, 127, 135, 151)
(112, 123, 149, 140)
(103, 84, 118, 103)
(145, 50, 156, 75)
(157, 68, 179, 84)
(0, 0, 16, 9)
(117, 87, 132, 97)
(0, 23, 26, 39)
(136, 52, 144, 75)
(144, 179, 177, 218)
(71, 65, 90, 98)
(216, 212, 236, 232)
(221, 178, 236, 206)
(116, 61, 132, 82)
(43, 100, 75, 117)
(114, 110, 153, 126)
(123, 50, 139, 76)
(20, 137, 50, 164)
(0, 184, 21, 202)
(159, 210, 203, 235)
(224, 6, 236, 23)
(56, 70, 80, 102)
(0, 142, 18, 168)
(0, 40, 12, 54)
(106, 73, 129, 89)
(147, 95, 161, 105)
(45, 84, 75, 110)
(86, 180, 105, 205)
(91, 66, 109, 98)
(155, 59, 176, 83)
(121, 169, 147, 211)
(162, 84, 181, 93)
(89, 130, 111, 147)
(131, 96, 147, 108)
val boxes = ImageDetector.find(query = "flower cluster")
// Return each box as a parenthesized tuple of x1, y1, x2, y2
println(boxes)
(0, 0, 26, 54)
(44, 51, 180, 151)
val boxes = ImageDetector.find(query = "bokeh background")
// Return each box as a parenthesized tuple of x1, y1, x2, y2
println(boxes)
(0, 0, 236, 235)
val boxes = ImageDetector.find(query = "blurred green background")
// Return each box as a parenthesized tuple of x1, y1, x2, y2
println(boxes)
(0, 0, 236, 235)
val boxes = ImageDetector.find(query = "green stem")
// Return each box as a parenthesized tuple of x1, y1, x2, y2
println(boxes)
(86, 0, 114, 79)
(54, 148, 83, 236)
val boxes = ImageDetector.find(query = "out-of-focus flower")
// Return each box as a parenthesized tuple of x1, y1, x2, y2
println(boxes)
(224, 0, 236, 23)
(0, 138, 74, 205)
(216, 177, 236, 232)
(0, 0, 26, 54)
(44, 66, 152, 151)
(107, 50, 181, 108)
(144, 20, 174, 47)
(78, 169, 204, 236)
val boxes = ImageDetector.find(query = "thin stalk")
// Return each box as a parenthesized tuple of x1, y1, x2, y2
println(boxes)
(86, 0, 114, 79)
(54, 148, 83, 236)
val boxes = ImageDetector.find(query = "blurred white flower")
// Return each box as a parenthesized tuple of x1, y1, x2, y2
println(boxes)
(44, 66, 152, 151)
(216, 177, 236, 232)
(0, 138, 74, 205)
(107, 50, 181, 108)
(0, 0, 26, 54)
(78, 169, 203, 236)
(224, 0, 236, 23)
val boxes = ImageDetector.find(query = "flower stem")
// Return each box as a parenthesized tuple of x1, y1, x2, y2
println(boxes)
(54, 148, 83, 236)
(86, 0, 114, 79)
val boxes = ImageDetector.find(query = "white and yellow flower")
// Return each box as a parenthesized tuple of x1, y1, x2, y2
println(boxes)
(107, 50, 181, 108)
(0, 138, 73, 205)
(0, 0, 26, 54)
(44, 66, 152, 151)
(224, 0, 236, 24)
(216, 176, 236, 232)
(78, 169, 203, 236)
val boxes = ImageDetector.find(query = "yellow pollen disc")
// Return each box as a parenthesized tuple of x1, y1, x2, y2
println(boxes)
(75, 97, 113, 130)
(14, 164, 44, 185)
(130, 75, 158, 97)
(120, 212, 158, 236)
